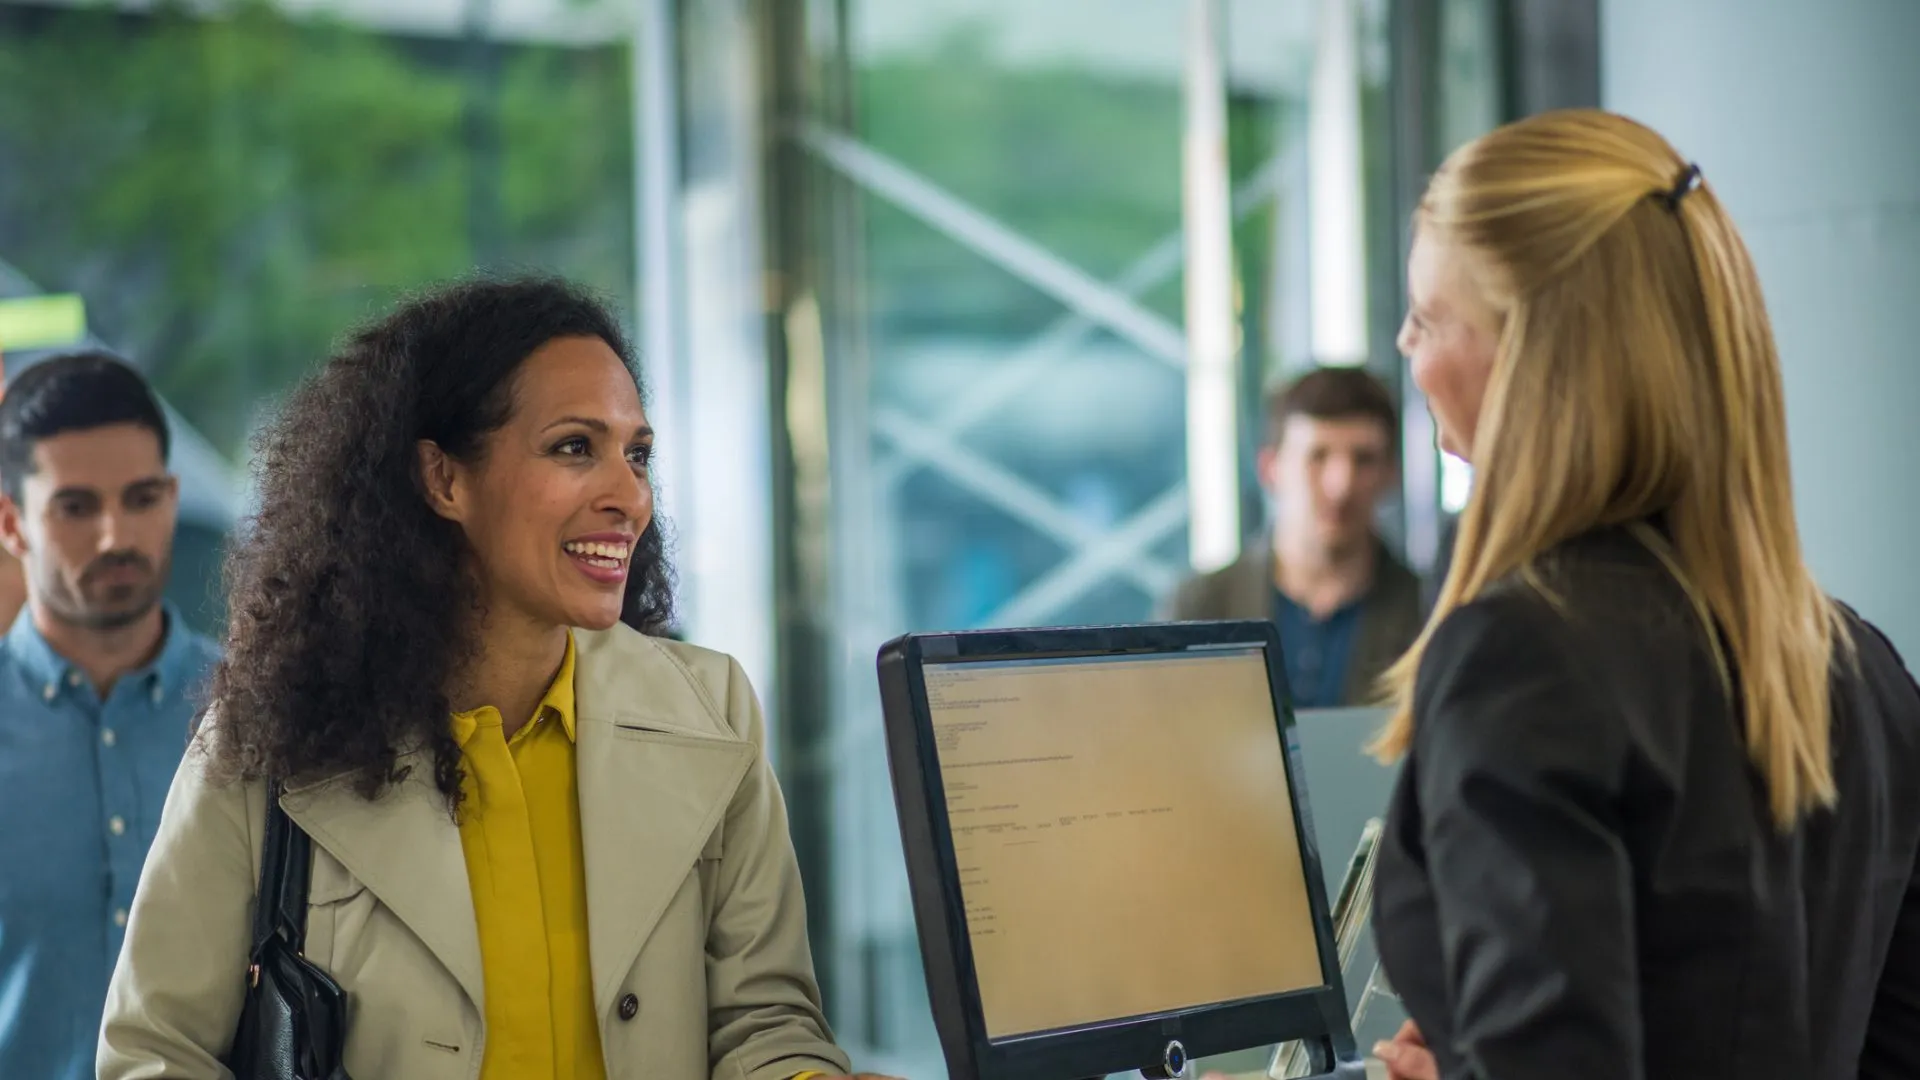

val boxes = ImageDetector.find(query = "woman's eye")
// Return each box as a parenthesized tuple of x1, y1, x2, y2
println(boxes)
(626, 444, 653, 468)
(554, 436, 590, 457)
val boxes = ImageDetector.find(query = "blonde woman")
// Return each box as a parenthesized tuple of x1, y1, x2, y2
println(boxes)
(1367, 110, 1920, 1080)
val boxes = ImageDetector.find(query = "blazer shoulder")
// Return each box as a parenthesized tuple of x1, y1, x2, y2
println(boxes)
(573, 625, 761, 743)
(1167, 546, 1266, 620)
(1361, 549, 1429, 646)
(1375, 550, 1425, 609)
(1414, 583, 1610, 715)
(151, 726, 265, 865)
(1421, 586, 1566, 669)
(1413, 587, 1638, 777)
(1833, 604, 1920, 747)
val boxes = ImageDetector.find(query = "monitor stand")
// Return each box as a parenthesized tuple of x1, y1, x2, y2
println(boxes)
(1269, 1035, 1370, 1079)
(1072, 1044, 1368, 1080)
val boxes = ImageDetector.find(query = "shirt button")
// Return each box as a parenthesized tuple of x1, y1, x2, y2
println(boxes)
(67, 671, 83, 688)
(109, 816, 127, 836)
(41, 683, 55, 702)
(150, 685, 164, 706)
(618, 993, 639, 1021)
(113, 908, 128, 928)
(102, 728, 117, 748)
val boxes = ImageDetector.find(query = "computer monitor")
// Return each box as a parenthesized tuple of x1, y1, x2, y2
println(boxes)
(877, 622, 1365, 1080)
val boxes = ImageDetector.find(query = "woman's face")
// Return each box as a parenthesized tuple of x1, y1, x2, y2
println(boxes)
(1397, 228, 1501, 461)
(423, 335, 653, 633)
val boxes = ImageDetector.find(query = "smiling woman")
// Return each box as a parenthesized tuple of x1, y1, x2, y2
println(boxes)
(204, 279, 674, 802)
(412, 333, 664, 731)
(96, 279, 879, 1080)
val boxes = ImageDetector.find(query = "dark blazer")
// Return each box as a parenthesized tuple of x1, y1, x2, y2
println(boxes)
(1165, 537, 1425, 706)
(1372, 526, 1920, 1080)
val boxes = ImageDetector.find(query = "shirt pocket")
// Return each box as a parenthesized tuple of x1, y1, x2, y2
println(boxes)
(300, 850, 369, 973)
(695, 825, 727, 923)
(296, 852, 476, 1075)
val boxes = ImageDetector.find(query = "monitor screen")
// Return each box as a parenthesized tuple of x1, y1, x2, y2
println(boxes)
(922, 646, 1325, 1040)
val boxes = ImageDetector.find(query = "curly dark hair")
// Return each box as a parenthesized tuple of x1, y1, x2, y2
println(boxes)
(204, 277, 674, 805)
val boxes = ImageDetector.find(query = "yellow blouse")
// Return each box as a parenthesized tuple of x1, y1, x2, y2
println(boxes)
(450, 633, 605, 1080)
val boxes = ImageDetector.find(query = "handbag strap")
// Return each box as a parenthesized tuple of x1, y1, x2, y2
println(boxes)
(250, 782, 314, 957)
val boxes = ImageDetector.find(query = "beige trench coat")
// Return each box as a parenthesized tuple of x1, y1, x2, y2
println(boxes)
(97, 625, 852, 1080)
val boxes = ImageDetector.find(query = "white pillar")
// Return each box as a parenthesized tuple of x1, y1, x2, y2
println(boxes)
(637, 0, 780, 714)
(1184, 0, 1242, 573)
(1307, 0, 1368, 368)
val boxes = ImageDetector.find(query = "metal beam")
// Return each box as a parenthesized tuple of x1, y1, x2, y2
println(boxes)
(869, 146, 1295, 491)
(980, 483, 1189, 628)
(869, 408, 1183, 595)
(796, 122, 1188, 366)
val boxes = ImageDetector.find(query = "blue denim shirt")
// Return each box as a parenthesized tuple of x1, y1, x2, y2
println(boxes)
(0, 605, 218, 1080)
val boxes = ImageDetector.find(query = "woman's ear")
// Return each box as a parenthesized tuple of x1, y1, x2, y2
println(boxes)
(417, 440, 466, 523)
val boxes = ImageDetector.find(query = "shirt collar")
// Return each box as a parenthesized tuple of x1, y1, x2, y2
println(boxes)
(545, 632, 578, 742)
(146, 606, 205, 698)
(449, 631, 578, 748)
(6, 602, 197, 703)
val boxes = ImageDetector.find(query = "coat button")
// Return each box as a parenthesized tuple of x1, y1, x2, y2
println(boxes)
(617, 993, 639, 1021)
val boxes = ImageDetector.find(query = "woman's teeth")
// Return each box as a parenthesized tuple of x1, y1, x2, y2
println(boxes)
(564, 541, 629, 567)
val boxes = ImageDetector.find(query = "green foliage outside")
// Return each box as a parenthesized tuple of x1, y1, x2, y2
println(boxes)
(0, 3, 1312, 457)
(0, 0, 636, 459)
(853, 31, 1285, 348)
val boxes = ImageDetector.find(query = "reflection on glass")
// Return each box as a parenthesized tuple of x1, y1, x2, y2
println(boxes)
(800, 6, 1195, 1070)
(1440, 451, 1473, 514)
(791, 2, 1408, 1074)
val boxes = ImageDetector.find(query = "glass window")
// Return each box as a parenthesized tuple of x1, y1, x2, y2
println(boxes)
(0, 0, 637, 631)
(1429, 0, 1505, 521)
(788, 8, 1193, 1070)
(772, 2, 1436, 1074)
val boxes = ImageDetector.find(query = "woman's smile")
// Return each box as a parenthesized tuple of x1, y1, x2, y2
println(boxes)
(563, 532, 635, 586)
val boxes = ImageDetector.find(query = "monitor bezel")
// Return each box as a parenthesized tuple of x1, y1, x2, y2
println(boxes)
(876, 620, 1361, 1080)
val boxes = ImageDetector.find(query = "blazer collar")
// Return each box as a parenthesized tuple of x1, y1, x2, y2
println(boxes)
(277, 754, 484, 1006)
(278, 624, 754, 1019)
(572, 626, 755, 1018)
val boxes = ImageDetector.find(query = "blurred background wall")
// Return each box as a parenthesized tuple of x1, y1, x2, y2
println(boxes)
(1604, 0, 1920, 657)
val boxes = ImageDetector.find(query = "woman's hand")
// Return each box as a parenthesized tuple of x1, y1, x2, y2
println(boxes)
(1372, 1020, 1438, 1080)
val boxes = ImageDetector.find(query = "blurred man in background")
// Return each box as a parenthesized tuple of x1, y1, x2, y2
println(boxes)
(0, 351, 218, 1080)
(1167, 368, 1422, 708)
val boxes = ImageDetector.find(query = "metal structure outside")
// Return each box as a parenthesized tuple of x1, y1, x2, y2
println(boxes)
(638, 0, 1540, 1070)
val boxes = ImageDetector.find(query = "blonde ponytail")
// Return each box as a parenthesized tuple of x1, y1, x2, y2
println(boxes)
(1371, 110, 1843, 828)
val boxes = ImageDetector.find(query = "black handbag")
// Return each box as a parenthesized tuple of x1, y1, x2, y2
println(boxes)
(225, 784, 353, 1080)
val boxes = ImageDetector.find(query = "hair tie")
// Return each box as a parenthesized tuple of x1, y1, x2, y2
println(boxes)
(1664, 163, 1703, 211)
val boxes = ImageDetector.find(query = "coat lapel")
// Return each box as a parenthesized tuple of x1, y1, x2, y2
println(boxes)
(1342, 546, 1426, 705)
(1228, 544, 1274, 620)
(278, 759, 485, 1009)
(572, 628, 756, 1020)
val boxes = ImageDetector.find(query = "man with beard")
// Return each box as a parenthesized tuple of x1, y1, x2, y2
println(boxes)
(1167, 367, 1423, 708)
(0, 351, 218, 1080)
